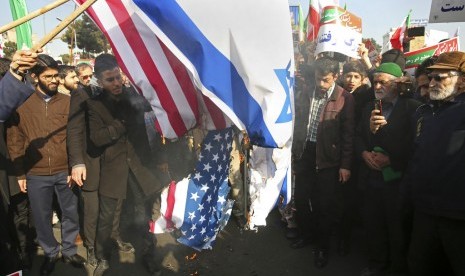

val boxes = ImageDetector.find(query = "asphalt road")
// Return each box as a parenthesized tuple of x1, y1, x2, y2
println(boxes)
(25, 210, 367, 276)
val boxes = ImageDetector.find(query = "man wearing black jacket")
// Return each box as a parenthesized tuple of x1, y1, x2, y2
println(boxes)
(357, 63, 421, 276)
(89, 54, 164, 276)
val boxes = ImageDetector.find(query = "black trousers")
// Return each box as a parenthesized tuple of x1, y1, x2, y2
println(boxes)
(95, 171, 158, 260)
(363, 175, 408, 273)
(294, 141, 343, 251)
(0, 195, 17, 275)
(409, 211, 465, 276)
(8, 193, 35, 256)
(81, 190, 124, 249)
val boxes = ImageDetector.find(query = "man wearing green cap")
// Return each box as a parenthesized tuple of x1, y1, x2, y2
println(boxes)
(356, 62, 421, 276)
(406, 51, 465, 276)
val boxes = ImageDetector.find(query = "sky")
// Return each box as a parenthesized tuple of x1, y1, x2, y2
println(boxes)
(289, 0, 465, 49)
(1, 0, 464, 57)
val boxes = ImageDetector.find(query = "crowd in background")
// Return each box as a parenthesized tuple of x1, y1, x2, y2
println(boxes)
(0, 44, 465, 276)
(286, 42, 465, 276)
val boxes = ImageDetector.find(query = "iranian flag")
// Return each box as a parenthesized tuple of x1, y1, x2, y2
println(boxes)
(390, 11, 411, 51)
(305, 0, 339, 42)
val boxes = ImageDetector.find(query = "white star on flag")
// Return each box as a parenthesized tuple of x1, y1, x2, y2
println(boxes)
(190, 192, 200, 201)
(167, 128, 235, 251)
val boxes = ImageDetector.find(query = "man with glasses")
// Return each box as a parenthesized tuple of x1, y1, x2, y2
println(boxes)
(407, 51, 465, 276)
(357, 62, 421, 276)
(76, 63, 93, 87)
(6, 54, 85, 275)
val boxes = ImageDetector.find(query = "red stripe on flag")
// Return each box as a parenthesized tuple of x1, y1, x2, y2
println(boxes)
(165, 181, 177, 230)
(106, 1, 189, 136)
(159, 42, 200, 124)
(202, 95, 227, 129)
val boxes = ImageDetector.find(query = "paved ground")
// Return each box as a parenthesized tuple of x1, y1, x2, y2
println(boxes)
(25, 210, 367, 276)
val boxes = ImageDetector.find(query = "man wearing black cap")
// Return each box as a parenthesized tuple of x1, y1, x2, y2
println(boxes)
(406, 51, 465, 276)
(357, 62, 421, 276)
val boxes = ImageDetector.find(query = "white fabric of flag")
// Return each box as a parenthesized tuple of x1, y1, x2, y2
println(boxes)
(130, 0, 294, 148)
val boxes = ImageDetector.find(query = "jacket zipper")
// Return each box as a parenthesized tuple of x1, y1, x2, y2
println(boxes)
(45, 101, 51, 175)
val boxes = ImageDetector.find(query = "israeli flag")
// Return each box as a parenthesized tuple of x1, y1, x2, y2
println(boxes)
(131, 0, 294, 148)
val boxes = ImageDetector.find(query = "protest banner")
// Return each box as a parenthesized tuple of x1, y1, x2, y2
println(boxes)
(405, 37, 460, 74)
(314, 6, 362, 58)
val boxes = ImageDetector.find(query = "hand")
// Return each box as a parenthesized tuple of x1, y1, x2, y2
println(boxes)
(372, 152, 390, 168)
(357, 43, 369, 59)
(9, 49, 43, 79)
(71, 166, 86, 187)
(362, 150, 381, 171)
(18, 179, 27, 193)
(370, 109, 387, 134)
(357, 43, 372, 69)
(339, 168, 351, 183)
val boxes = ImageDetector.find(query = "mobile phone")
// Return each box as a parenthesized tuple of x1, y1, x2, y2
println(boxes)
(374, 99, 382, 114)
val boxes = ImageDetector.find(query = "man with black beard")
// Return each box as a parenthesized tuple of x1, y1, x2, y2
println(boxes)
(7, 54, 85, 275)
(57, 65, 79, 95)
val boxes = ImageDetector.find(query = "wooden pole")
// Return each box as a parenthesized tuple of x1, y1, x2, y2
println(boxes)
(0, 0, 70, 34)
(32, 0, 99, 52)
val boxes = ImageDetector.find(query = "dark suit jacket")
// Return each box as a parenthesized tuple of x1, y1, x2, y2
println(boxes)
(356, 97, 421, 187)
(67, 87, 103, 191)
(87, 87, 163, 199)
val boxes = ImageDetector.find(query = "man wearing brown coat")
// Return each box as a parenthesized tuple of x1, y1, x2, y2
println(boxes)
(7, 54, 85, 275)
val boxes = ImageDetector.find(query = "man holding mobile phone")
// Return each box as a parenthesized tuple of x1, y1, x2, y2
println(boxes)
(357, 62, 421, 276)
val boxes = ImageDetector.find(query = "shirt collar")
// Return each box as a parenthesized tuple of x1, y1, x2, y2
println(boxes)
(315, 83, 335, 100)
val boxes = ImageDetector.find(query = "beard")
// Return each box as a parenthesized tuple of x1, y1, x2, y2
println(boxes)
(429, 85, 457, 101)
(38, 80, 58, 96)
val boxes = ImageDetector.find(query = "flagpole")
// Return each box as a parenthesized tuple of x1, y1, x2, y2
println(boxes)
(32, 0, 98, 52)
(0, 0, 69, 34)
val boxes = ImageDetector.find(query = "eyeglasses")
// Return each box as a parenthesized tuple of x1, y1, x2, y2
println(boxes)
(41, 74, 59, 81)
(80, 74, 93, 80)
(428, 72, 462, 82)
(373, 80, 392, 86)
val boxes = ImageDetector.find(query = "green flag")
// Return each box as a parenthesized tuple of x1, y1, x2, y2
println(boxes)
(9, 0, 33, 50)
(298, 5, 305, 42)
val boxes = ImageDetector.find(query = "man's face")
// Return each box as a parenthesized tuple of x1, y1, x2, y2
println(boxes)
(61, 71, 79, 91)
(36, 68, 59, 95)
(428, 69, 463, 101)
(78, 67, 93, 86)
(98, 67, 123, 95)
(373, 73, 397, 101)
(343, 72, 364, 92)
(315, 71, 337, 92)
(415, 74, 430, 98)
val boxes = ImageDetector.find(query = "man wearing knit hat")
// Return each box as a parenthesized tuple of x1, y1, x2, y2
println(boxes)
(406, 51, 465, 276)
(357, 62, 421, 276)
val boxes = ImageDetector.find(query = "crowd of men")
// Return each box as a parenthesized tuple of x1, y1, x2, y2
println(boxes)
(290, 44, 465, 276)
(0, 50, 177, 276)
(0, 45, 464, 276)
